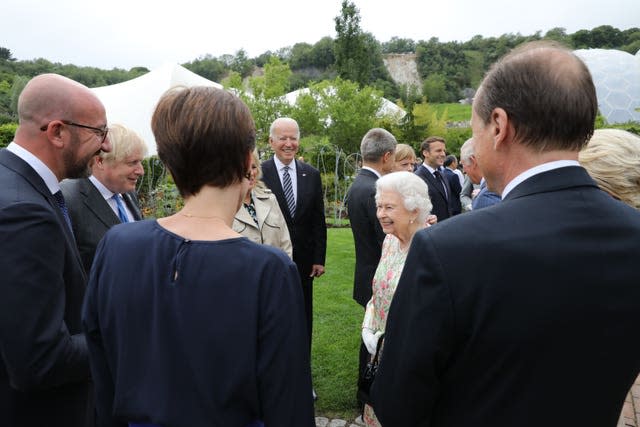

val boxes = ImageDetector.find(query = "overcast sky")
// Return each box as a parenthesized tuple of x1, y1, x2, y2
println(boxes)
(3, 0, 639, 70)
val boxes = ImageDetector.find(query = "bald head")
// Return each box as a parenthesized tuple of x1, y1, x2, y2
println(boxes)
(18, 74, 104, 127)
(14, 73, 110, 181)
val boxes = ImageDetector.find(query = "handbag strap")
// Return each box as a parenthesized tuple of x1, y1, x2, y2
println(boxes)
(372, 333, 385, 363)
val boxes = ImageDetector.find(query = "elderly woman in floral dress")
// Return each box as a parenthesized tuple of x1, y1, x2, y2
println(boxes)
(361, 171, 432, 427)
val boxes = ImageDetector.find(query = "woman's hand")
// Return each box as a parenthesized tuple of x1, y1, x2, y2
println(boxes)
(362, 328, 383, 355)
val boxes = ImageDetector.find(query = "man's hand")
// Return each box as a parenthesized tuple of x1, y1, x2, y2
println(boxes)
(310, 264, 325, 278)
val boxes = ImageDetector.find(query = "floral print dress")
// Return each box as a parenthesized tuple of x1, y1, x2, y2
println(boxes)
(362, 233, 409, 427)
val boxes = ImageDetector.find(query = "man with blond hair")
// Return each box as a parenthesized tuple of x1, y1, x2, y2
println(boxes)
(61, 123, 147, 273)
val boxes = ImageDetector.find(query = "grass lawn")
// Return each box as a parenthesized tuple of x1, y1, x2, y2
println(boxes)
(432, 102, 472, 123)
(311, 227, 361, 420)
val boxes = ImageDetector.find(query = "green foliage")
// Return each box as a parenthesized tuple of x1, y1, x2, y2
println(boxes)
(416, 38, 471, 102)
(311, 78, 382, 154)
(182, 55, 227, 82)
(422, 73, 449, 103)
(334, 0, 370, 85)
(443, 127, 473, 158)
(381, 37, 416, 54)
(0, 122, 17, 148)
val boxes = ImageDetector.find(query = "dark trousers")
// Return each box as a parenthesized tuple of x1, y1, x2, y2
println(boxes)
(299, 272, 313, 354)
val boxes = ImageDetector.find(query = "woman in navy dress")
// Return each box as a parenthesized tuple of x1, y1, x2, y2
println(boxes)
(82, 86, 315, 427)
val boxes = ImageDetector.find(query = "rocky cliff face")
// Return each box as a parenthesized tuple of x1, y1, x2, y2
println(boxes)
(383, 53, 421, 88)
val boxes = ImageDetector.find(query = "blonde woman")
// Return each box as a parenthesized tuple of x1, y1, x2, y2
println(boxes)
(393, 143, 417, 172)
(233, 150, 292, 257)
(579, 129, 640, 209)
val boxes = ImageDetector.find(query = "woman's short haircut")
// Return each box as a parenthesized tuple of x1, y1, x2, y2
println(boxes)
(375, 171, 432, 224)
(474, 41, 597, 152)
(579, 129, 640, 209)
(99, 124, 148, 163)
(394, 143, 416, 162)
(152, 86, 255, 197)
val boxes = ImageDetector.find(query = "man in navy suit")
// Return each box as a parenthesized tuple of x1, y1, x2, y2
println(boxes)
(0, 74, 111, 427)
(443, 155, 462, 215)
(61, 124, 146, 273)
(372, 42, 640, 427)
(415, 136, 455, 221)
(261, 118, 327, 356)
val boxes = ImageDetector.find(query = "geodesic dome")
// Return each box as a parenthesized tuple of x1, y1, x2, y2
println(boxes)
(574, 49, 640, 124)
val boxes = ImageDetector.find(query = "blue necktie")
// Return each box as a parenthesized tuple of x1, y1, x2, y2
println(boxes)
(53, 190, 74, 233)
(282, 165, 296, 217)
(112, 194, 129, 223)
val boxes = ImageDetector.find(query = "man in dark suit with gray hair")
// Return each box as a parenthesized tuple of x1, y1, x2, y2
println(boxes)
(373, 41, 640, 427)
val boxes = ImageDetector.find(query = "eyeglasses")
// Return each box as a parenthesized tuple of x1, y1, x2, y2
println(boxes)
(40, 120, 108, 144)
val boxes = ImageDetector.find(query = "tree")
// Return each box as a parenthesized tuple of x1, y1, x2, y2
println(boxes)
(382, 37, 416, 54)
(334, 0, 370, 85)
(544, 27, 572, 46)
(311, 77, 383, 154)
(0, 47, 15, 61)
(231, 49, 254, 78)
(422, 74, 448, 103)
(183, 55, 227, 82)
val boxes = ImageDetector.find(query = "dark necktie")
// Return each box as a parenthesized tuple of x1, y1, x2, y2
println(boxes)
(112, 194, 129, 223)
(433, 170, 448, 200)
(282, 165, 296, 217)
(53, 190, 74, 233)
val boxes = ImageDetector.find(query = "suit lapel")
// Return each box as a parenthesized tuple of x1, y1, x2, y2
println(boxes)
(0, 150, 84, 267)
(418, 166, 447, 201)
(293, 159, 305, 218)
(80, 180, 120, 227)
(123, 192, 143, 220)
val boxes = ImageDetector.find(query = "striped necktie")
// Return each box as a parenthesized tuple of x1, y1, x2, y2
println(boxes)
(112, 193, 129, 223)
(282, 165, 296, 217)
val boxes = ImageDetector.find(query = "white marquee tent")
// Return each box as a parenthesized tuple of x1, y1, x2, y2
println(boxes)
(92, 64, 222, 156)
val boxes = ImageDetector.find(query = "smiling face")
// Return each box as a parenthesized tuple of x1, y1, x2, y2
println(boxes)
(376, 189, 415, 240)
(269, 120, 299, 165)
(422, 140, 446, 169)
(95, 147, 145, 193)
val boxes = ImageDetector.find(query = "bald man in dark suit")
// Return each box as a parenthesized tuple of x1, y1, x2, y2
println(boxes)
(0, 73, 111, 427)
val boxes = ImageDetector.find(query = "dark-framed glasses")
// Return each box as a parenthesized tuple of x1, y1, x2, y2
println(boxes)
(40, 120, 108, 143)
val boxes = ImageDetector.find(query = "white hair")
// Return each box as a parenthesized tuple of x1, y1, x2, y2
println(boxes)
(375, 171, 432, 224)
(459, 138, 475, 162)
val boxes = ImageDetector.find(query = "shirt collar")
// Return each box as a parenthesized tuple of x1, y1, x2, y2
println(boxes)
(361, 166, 381, 178)
(273, 155, 296, 174)
(6, 142, 60, 195)
(89, 175, 117, 200)
(501, 160, 580, 199)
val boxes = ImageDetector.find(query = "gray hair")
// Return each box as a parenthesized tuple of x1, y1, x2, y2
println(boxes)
(375, 171, 432, 224)
(361, 128, 397, 162)
(459, 138, 475, 162)
(269, 117, 300, 139)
